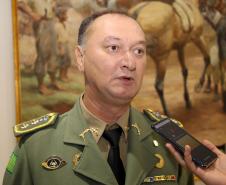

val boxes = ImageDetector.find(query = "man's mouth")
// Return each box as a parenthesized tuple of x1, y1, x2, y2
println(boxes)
(121, 76, 133, 80)
(118, 76, 134, 83)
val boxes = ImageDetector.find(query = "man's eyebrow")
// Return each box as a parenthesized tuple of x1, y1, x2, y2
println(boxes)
(103, 36, 121, 42)
(130, 40, 147, 48)
(134, 40, 146, 46)
(103, 36, 146, 46)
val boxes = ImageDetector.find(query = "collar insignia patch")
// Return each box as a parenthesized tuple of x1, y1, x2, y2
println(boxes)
(79, 128, 99, 142)
(131, 123, 141, 135)
(41, 156, 66, 170)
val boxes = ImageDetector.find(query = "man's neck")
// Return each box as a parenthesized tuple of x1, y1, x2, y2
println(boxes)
(82, 93, 130, 124)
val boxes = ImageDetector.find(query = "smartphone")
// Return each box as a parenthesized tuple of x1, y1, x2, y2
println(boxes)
(151, 118, 217, 168)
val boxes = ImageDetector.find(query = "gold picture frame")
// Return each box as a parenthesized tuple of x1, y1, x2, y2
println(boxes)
(12, 0, 21, 124)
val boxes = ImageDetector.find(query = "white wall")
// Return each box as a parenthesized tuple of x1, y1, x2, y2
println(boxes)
(0, 0, 17, 183)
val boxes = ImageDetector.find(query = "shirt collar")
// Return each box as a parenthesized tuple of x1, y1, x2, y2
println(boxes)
(79, 95, 129, 143)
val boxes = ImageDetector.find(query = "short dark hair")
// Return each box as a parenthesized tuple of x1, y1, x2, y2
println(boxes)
(77, 10, 133, 46)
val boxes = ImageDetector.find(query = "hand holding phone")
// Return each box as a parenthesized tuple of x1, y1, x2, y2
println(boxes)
(166, 140, 226, 185)
(151, 118, 217, 168)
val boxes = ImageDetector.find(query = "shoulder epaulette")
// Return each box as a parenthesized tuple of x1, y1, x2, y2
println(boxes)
(143, 108, 183, 127)
(14, 112, 59, 137)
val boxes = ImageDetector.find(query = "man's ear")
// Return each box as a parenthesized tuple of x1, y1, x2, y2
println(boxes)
(75, 46, 85, 72)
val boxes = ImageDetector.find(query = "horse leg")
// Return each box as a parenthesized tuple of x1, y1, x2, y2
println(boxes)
(212, 64, 221, 100)
(221, 60, 226, 112)
(204, 74, 212, 93)
(154, 59, 169, 115)
(192, 36, 210, 92)
(177, 47, 192, 108)
(213, 83, 220, 100)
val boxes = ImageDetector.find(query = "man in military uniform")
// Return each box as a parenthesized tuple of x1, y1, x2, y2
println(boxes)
(3, 11, 194, 185)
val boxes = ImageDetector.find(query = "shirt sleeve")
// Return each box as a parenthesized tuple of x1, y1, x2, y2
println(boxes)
(3, 143, 33, 185)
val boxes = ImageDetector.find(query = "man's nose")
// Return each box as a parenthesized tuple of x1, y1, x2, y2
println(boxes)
(121, 51, 136, 71)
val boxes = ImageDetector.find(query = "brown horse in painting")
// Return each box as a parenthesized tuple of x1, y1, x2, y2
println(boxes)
(129, 0, 210, 115)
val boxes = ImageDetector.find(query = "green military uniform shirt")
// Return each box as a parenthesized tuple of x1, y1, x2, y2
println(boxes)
(3, 99, 194, 185)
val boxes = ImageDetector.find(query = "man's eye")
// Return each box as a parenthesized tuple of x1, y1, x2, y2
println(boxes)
(107, 45, 119, 52)
(134, 48, 145, 56)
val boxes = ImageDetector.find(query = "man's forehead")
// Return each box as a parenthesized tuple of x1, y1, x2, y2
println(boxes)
(90, 13, 138, 29)
(94, 13, 131, 21)
(85, 13, 144, 41)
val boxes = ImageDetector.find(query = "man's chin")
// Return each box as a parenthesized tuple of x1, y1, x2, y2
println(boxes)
(110, 92, 136, 103)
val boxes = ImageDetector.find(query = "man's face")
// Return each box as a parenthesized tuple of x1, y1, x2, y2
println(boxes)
(77, 14, 146, 105)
